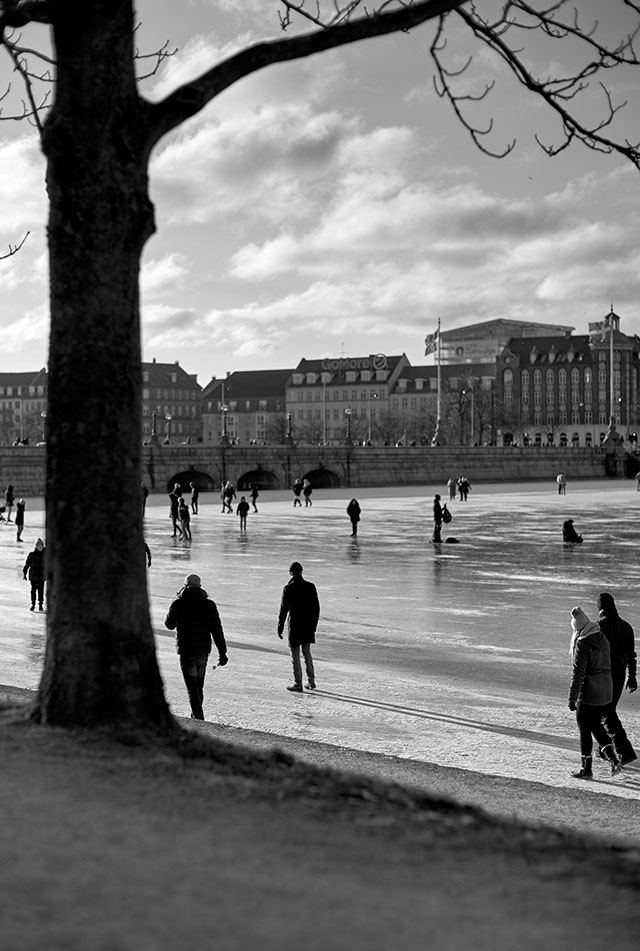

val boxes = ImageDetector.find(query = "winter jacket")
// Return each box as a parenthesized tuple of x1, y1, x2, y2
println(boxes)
(23, 547, 45, 583)
(347, 501, 361, 523)
(277, 575, 320, 646)
(598, 598, 637, 682)
(568, 621, 612, 706)
(164, 586, 227, 659)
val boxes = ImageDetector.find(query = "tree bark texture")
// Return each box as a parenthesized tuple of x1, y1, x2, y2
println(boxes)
(34, 1, 174, 729)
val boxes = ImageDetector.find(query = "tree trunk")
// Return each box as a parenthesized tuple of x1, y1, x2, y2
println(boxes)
(33, 2, 174, 731)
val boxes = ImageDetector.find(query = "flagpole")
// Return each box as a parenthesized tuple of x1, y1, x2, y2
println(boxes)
(609, 306, 614, 423)
(432, 317, 442, 445)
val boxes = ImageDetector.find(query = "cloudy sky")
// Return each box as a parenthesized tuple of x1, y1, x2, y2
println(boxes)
(2, 0, 640, 384)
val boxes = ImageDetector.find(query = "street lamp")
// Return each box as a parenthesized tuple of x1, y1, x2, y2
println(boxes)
(220, 404, 230, 446)
(368, 391, 378, 444)
(344, 406, 352, 446)
(40, 410, 47, 443)
(463, 388, 474, 446)
(151, 411, 157, 440)
(164, 413, 172, 444)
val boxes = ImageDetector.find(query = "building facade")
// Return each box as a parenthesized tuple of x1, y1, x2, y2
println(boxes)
(201, 369, 292, 445)
(0, 369, 48, 445)
(425, 318, 575, 366)
(285, 354, 410, 445)
(142, 360, 202, 443)
(494, 311, 640, 446)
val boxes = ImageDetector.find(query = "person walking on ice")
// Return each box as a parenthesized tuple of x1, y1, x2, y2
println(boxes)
(164, 574, 228, 721)
(23, 537, 46, 611)
(236, 495, 250, 531)
(15, 498, 25, 542)
(347, 498, 361, 537)
(277, 561, 320, 693)
(597, 592, 637, 766)
(567, 606, 621, 779)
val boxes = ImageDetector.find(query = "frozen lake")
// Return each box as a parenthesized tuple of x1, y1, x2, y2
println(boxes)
(2, 478, 640, 803)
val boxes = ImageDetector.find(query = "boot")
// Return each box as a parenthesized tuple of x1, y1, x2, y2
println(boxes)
(601, 744, 622, 775)
(571, 755, 593, 779)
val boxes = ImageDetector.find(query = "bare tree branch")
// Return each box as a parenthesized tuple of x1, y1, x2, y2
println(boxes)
(272, 1, 640, 169)
(0, 230, 29, 260)
(147, 1, 466, 147)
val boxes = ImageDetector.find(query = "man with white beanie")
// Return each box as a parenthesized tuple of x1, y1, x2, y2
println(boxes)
(165, 574, 228, 720)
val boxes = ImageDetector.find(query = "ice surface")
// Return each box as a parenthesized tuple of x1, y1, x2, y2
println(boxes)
(2, 479, 639, 800)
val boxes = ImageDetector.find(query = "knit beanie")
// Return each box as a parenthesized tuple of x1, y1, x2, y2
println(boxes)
(570, 606, 590, 632)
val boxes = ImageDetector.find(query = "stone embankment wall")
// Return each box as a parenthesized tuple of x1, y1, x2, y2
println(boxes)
(0, 444, 631, 498)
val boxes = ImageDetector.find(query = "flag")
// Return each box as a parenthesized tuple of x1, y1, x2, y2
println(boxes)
(424, 329, 439, 356)
(588, 317, 610, 342)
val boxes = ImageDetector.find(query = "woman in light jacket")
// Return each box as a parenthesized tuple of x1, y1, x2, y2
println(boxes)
(568, 606, 620, 779)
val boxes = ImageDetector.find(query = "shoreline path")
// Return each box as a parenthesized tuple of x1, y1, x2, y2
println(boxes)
(2, 479, 639, 844)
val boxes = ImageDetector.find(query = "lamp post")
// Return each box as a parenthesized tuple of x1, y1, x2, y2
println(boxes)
(344, 406, 352, 446)
(164, 413, 172, 444)
(463, 388, 474, 446)
(40, 410, 47, 443)
(322, 377, 327, 445)
(368, 391, 378, 444)
(151, 411, 157, 440)
(220, 404, 230, 446)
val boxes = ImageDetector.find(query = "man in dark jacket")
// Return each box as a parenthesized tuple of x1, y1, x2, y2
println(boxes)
(597, 592, 637, 766)
(277, 561, 320, 692)
(165, 574, 228, 720)
(23, 537, 46, 611)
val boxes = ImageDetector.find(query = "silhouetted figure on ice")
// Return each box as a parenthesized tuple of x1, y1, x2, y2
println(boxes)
(563, 519, 583, 543)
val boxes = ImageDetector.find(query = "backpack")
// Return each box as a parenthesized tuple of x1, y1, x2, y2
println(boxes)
(442, 504, 452, 524)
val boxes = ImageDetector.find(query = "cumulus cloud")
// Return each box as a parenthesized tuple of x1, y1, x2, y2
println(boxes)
(141, 253, 190, 297)
(150, 102, 358, 226)
(0, 304, 49, 353)
(0, 135, 47, 234)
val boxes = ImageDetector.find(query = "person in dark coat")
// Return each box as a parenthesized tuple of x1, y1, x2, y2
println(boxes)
(164, 574, 228, 720)
(277, 561, 320, 692)
(189, 481, 199, 515)
(4, 484, 14, 522)
(23, 537, 46, 611)
(563, 519, 583, 543)
(236, 496, 250, 531)
(249, 483, 259, 513)
(568, 606, 620, 779)
(432, 494, 442, 544)
(178, 498, 192, 540)
(292, 479, 303, 507)
(223, 481, 236, 513)
(169, 489, 183, 537)
(15, 498, 25, 542)
(597, 592, 637, 766)
(302, 479, 313, 507)
(346, 498, 361, 537)
(141, 482, 149, 515)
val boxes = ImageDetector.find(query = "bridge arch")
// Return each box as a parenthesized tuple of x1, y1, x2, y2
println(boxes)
(304, 467, 341, 488)
(238, 469, 281, 491)
(166, 469, 217, 494)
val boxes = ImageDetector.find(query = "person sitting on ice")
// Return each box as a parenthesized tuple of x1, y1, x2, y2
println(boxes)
(563, 519, 583, 544)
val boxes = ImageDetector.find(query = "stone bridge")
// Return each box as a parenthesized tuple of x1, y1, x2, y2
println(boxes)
(0, 442, 629, 499)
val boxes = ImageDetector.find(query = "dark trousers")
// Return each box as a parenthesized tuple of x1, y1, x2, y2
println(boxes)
(30, 580, 44, 607)
(576, 701, 610, 756)
(179, 653, 209, 720)
(602, 672, 636, 758)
